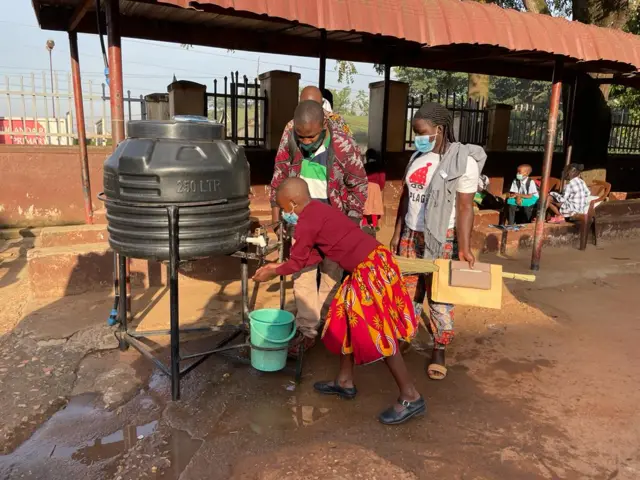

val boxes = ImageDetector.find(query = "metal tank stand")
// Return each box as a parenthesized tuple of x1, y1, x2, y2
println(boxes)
(111, 203, 303, 401)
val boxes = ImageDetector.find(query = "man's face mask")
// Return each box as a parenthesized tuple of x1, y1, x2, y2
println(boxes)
(294, 128, 327, 158)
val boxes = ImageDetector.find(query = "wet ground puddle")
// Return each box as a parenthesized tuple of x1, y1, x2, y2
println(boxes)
(0, 392, 201, 479)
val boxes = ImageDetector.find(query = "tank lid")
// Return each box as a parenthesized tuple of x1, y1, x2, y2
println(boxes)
(127, 117, 224, 142)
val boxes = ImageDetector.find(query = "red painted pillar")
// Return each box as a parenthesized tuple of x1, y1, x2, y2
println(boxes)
(106, 0, 125, 145)
(531, 58, 564, 271)
(105, 0, 130, 310)
(69, 31, 93, 225)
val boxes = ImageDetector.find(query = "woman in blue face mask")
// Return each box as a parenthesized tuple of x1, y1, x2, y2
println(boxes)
(390, 102, 486, 382)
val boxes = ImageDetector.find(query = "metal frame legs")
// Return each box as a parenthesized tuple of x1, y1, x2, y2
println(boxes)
(114, 207, 298, 401)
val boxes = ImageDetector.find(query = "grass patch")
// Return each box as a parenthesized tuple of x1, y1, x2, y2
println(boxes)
(343, 115, 368, 134)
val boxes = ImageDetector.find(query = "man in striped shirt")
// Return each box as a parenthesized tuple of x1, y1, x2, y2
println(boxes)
(298, 123, 332, 202)
(269, 100, 367, 353)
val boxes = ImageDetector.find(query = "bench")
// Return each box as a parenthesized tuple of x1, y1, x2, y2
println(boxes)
(594, 197, 640, 239)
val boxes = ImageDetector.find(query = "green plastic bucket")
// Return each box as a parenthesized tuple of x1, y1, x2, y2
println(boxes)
(249, 309, 296, 372)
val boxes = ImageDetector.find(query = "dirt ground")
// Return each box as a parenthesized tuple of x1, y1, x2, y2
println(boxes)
(1, 236, 640, 479)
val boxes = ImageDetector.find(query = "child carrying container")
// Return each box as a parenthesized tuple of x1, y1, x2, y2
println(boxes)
(253, 177, 424, 425)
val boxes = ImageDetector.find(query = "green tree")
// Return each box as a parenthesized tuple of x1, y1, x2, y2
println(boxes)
(354, 90, 370, 116)
(335, 61, 358, 84)
(608, 6, 640, 115)
(394, 68, 550, 106)
(490, 76, 551, 105)
(330, 87, 353, 114)
(395, 68, 468, 98)
(609, 86, 640, 117)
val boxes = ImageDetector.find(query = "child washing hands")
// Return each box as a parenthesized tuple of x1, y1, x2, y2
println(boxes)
(253, 177, 424, 425)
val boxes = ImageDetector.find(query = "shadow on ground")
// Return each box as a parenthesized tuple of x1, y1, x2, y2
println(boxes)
(0, 229, 36, 289)
(0, 247, 291, 479)
(1, 238, 640, 479)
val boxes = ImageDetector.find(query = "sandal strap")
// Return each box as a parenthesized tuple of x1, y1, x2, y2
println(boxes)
(397, 397, 421, 407)
(427, 363, 448, 375)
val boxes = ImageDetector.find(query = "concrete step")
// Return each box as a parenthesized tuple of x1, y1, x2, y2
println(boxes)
(474, 209, 501, 229)
(93, 209, 107, 225)
(0, 227, 41, 240)
(472, 222, 580, 255)
(27, 241, 263, 299)
(37, 224, 109, 248)
(27, 242, 113, 298)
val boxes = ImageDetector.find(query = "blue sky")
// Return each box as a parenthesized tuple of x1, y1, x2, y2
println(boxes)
(0, 1, 384, 118)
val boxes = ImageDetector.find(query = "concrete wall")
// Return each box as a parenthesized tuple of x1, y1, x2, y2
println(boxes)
(0, 145, 109, 227)
(1, 144, 638, 228)
(0, 145, 275, 228)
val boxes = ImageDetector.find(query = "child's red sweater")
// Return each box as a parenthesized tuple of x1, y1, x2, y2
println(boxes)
(275, 201, 380, 276)
(367, 171, 386, 190)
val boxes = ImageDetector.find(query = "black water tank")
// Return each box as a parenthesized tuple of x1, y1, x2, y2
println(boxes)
(103, 117, 251, 261)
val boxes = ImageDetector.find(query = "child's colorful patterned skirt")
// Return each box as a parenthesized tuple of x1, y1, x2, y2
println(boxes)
(321, 245, 417, 365)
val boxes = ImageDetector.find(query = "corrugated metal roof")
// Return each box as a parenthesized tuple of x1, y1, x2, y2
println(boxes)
(156, 0, 640, 72)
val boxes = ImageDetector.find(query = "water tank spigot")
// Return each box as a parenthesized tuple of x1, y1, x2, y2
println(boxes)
(245, 234, 267, 249)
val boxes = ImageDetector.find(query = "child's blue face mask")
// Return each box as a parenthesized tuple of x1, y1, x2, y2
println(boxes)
(282, 203, 298, 225)
(414, 133, 437, 153)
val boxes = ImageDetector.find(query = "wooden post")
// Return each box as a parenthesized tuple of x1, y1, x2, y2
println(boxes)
(380, 62, 392, 158)
(564, 74, 578, 169)
(531, 59, 564, 271)
(318, 30, 327, 91)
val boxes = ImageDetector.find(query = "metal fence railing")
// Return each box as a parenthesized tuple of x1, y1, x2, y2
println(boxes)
(1, 71, 267, 147)
(99, 83, 146, 144)
(1, 73, 74, 145)
(205, 71, 267, 147)
(507, 104, 640, 153)
(0, 72, 146, 146)
(507, 104, 564, 151)
(609, 109, 640, 154)
(405, 92, 488, 149)
(405, 94, 640, 154)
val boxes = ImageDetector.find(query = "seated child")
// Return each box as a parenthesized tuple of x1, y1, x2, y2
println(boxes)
(474, 175, 490, 208)
(475, 175, 504, 211)
(361, 148, 386, 236)
(547, 163, 590, 223)
(253, 178, 424, 425)
(505, 164, 539, 224)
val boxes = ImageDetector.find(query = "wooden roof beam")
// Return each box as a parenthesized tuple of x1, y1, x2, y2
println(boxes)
(69, 0, 94, 31)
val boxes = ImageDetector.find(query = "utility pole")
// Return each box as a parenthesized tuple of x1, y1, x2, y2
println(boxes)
(46, 39, 56, 118)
